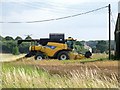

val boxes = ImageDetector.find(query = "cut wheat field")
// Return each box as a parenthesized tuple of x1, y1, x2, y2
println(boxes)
(1, 53, 120, 88)
(0, 54, 25, 62)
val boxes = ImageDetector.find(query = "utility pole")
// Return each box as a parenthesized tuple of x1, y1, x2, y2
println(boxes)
(108, 4, 111, 60)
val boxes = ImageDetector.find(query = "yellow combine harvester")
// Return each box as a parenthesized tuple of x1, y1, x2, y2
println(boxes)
(18, 33, 92, 60)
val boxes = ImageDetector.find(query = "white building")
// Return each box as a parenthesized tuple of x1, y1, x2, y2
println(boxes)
(84, 42, 92, 53)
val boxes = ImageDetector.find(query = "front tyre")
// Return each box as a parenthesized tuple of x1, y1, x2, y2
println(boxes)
(57, 51, 69, 60)
(35, 53, 44, 60)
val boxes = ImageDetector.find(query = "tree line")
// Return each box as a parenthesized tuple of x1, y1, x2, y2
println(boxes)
(0, 35, 114, 55)
(0, 35, 32, 55)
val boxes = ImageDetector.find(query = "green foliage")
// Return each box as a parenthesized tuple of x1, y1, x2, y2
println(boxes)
(15, 36, 22, 40)
(25, 35, 32, 40)
(4, 36, 14, 41)
(96, 40, 108, 53)
(1, 35, 113, 54)
(110, 54, 120, 60)
(75, 41, 82, 46)
(74, 45, 87, 53)
(2, 39, 29, 54)
(12, 46, 19, 55)
(74, 41, 87, 53)
(0, 35, 4, 41)
(2, 41, 16, 53)
(18, 42, 29, 53)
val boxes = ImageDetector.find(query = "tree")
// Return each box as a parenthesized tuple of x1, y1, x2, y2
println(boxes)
(0, 35, 30, 54)
(75, 41, 82, 46)
(12, 46, 19, 55)
(96, 40, 108, 53)
(25, 35, 32, 40)
(92, 46, 98, 53)
(4, 36, 14, 41)
(19, 43, 29, 53)
(2, 41, 16, 53)
(15, 36, 22, 40)
(0, 35, 4, 41)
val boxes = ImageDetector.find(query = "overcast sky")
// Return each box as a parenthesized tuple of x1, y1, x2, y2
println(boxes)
(0, 0, 119, 41)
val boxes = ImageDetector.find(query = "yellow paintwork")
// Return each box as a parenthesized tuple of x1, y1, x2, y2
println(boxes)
(69, 52, 86, 60)
(29, 42, 68, 57)
(45, 42, 68, 57)
(29, 42, 86, 59)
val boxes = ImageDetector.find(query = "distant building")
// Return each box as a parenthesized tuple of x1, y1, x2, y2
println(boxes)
(114, 1, 120, 59)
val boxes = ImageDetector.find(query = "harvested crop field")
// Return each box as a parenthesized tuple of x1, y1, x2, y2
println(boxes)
(4, 57, 119, 78)
(0, 54, 25, 62)
(1, 54, 120, 88)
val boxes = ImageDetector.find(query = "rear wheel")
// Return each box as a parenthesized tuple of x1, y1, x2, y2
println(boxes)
(35, 53, 44, 60)
(57, 51, 69, 60)
(85, 51, 92, 58)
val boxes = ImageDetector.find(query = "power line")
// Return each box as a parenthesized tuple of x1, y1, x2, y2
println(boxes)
(5, 2, 103, 14)
(25, 2, 84, 12)
(110, 11, 116, 26)
(16, 2, 66, 14)
(0, 5, 108, 23)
